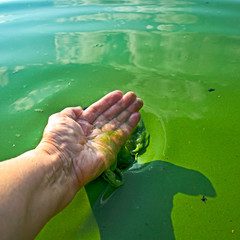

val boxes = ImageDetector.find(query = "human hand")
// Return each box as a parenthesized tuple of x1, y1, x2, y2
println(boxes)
(38, 91, 143, 190)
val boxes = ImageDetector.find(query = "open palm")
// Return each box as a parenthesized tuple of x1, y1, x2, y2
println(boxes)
(39, 91, 143, 189)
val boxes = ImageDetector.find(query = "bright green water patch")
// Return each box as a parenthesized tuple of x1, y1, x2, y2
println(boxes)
(36, 188, 101, 240)
(1, 0, 240, 239)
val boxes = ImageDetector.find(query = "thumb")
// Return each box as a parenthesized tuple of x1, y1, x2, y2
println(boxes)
(61, 106, 83, 120)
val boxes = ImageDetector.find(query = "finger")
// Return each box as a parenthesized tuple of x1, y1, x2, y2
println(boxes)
(117, 112, 141, 139)
(109, 112, 142, 150)
(61, 106, 83, 120)
(81, 90, 123, 123)
(107, 98, 143, 130)
(93, 91, 137, 127)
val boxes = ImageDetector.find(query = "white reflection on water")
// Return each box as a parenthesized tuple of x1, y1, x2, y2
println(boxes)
(55, 32, 108, 64)
(156, 24, 174, 31)
(0, 67, 8, 87)
(56, 13, 151, 23)
(55, 8, 198, 26)
(0, 15, 10, 24)
(12, 66, 25, 74)
(54, 0, 193, 7)
(154, 13, 198, 24)
(11, 82, 67, 112)
(54, 30, 208, 119)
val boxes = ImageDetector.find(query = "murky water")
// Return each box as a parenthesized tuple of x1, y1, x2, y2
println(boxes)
(0, 0, 240, 239)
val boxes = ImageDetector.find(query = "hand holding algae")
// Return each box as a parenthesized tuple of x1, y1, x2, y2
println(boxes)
(102, 119, 150, 187)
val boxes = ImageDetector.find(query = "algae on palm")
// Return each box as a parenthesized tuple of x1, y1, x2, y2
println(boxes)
(102, 119, 150, 187)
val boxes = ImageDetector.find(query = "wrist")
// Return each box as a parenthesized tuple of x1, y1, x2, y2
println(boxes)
(34, 143, 80, 211)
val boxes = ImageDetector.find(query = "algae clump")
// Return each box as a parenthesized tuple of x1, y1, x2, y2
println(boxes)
(102, 119, 150, 187)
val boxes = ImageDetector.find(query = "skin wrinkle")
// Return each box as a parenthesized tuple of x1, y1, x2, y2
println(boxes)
(77, 119, 92, 136)
(47, 153, 73, 188)
(75, 149, 89, 185)
(39, 139, 73, 188)
(42, 119, 85, 161)
(72, 159, 83, 189)
(82, 141, 110, 173)
(45, 134, 80, 185)
(90, 150, 104, 177)
(61, 156, 72, 178)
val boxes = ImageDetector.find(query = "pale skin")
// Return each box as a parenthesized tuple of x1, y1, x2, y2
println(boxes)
(0, 90, 143, 240)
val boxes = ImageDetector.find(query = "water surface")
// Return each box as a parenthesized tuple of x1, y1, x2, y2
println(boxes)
(0, 0, 240, 239)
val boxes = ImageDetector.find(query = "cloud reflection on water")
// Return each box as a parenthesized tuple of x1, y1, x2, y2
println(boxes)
(0, 67, 8, 87)
(54, 0, 194, 7)
(53, 30, 209, 119)
(55, 32, 109, 64)
(11, 81, 67, 112)
(55, 8, 198, 26)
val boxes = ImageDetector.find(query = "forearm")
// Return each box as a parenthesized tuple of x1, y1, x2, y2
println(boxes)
(0, 148, 78, 240)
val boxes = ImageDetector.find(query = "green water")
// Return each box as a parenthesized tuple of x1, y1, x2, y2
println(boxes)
(0, 0, 240, 239)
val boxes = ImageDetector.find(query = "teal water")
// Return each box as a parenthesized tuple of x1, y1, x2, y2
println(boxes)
(0, 0, 240, 239)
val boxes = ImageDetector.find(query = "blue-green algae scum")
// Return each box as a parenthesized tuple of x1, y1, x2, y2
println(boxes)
(0, 0, 240, 239)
